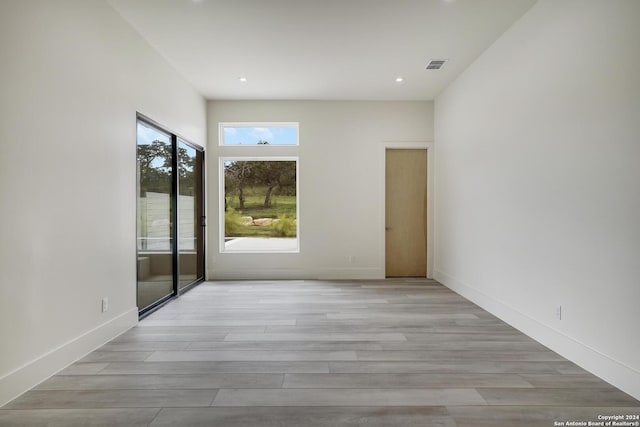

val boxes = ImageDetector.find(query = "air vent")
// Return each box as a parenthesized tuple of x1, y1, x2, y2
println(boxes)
(426, 60, 447, 70)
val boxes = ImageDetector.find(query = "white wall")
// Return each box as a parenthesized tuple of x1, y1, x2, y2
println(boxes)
(0, 0, 206, 405)
(434, 0, 640, 399)
(208, 101, 433, 279)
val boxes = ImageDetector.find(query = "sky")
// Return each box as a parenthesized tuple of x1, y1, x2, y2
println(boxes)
(137, 121, 199, 169)
(137, 121, 170, 146)
(223, 126, 297, 145)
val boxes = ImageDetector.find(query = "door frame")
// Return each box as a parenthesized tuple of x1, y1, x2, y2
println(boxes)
(380, 142, 434, 279)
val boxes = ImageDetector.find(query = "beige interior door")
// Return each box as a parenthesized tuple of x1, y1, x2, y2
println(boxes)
(385, 149, 427, 277)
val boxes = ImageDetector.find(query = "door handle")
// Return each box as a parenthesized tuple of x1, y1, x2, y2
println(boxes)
(385, 227, 392, 231)
(201, 216, 207, 227)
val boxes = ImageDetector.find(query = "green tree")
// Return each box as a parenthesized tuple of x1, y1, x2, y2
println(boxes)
(178, 146, 195, 196)
(224, 161, 253, 210)
(253, 161, 296, 208)
(137, 140, 172, 194)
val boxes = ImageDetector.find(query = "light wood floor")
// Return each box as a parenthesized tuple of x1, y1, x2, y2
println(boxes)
(2, 279, 638, 426)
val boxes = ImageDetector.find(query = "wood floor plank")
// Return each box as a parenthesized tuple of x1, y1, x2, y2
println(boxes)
(57, 363, 109, 376)
(0, 408, 161, 427)
(122, 325, 264, 333)
(377, 341, 551, 351)
(187, 341, 386, 351)
(327, 313, 478, 320)
(111, 333, 228, 342)
(34, 374, 283, 390)
(283, 373, 533, 388)
(99, 341, 191, 351)
(224, 333, 407, 342)
(518, 373, 617, 389)
(402, 333, 536, 342)
(3, 389, 217, 409)
(80, 351, 154, 362)
(328, 360, 573, 374)
(212, 388, 486, 406)
(263, 325, 518, 334)
(257, 298, 389, 304)
(139, 319, 296, 326)
(99, 361, 330, 374)
(145, 350, 358, 362)
(149, 406, 456, 427)
(355, 350, 565, 362)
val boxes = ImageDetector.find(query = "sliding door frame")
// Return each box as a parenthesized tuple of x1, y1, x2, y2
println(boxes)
(177, 137, 206, 295)
(136, 113, 205, 318)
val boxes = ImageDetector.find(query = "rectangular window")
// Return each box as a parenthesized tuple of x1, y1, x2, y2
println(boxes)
(219, 122, 298, 146)
(221, 158, 299, 252)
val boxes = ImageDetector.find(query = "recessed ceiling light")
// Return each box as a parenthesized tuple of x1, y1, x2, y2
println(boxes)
(395, 77, 404, 83)
(239, 77, 248, 82)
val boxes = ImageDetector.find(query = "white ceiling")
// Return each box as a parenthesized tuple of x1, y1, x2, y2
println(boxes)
(107, 0, 536, 100)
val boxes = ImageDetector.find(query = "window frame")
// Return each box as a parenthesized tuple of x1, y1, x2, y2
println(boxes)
(218, 122, 299, 147)
(219, 156, 300, 254)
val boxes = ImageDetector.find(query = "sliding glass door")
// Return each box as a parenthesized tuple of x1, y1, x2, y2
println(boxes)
(136, 116, 205, 315)
(136, 121, 174, 310)
(178, 140, 205, 290)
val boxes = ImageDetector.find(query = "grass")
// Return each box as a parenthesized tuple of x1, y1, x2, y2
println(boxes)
(225, 188, 297, 238)
(227, 195, 296, 218)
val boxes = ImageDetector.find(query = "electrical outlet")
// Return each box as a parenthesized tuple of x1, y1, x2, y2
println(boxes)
(556, 305, 562, 320)
(102, 297, 108, 313)
(348, 255, 354, 264)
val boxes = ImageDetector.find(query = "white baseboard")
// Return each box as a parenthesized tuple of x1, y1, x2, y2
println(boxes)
(317, 267, 383, 280)
(211, 267, 383, 281)
(434, 269, 640, 401)
(0, 307, 138, 407)
(210, 268, 309, 280)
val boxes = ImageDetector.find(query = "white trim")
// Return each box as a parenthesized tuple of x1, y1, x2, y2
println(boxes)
(316, 267, 384, 280)
(0, 308, 138, 407)
(434, 269, 640, 401)
(380, 142, 435, 279)
(218, 122, 299, 146)
(210, 267, 383, 280)
(219, 156, 300, 254)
